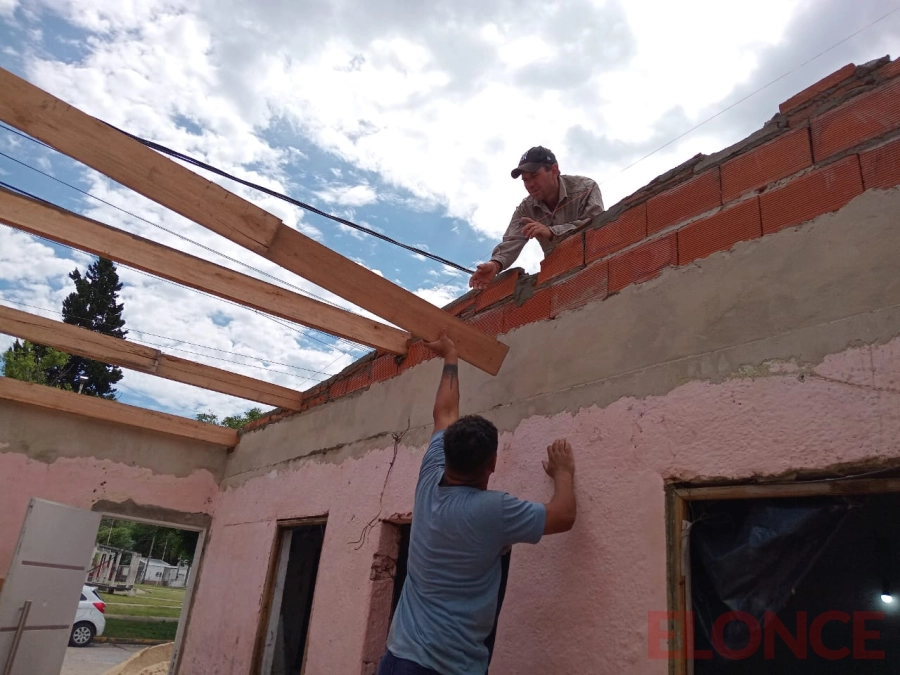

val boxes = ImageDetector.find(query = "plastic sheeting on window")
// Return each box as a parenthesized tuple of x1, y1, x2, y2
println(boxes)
(688, 497, 853, 665)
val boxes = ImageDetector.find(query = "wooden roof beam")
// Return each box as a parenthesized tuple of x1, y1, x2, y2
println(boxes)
(0, 377, 238, 447)
(0, 67, 509, 375)
(0, 187, 409, 355)
(0, 304, 305, 410)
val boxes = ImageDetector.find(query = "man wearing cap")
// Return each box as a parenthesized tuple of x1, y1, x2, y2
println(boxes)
(469, 147, 605, 289)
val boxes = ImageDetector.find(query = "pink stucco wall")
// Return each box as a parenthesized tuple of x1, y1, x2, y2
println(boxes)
(178, 446, 412, 674)
(180, 335, 900, 674)
(0, 452, 220, 577)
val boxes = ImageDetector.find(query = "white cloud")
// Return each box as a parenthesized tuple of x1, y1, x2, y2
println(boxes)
(0, 0, 17, 18)
(3, 0, 897, 419)
(0, 223, 365, 417)
(0, 226, 88, 283)
(315, 183, 378, 207)
(22, 0, 862, 246)
(415, 283, 467, 309)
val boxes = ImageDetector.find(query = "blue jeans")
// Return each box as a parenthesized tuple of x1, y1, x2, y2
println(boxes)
(376, 651, 442, 675)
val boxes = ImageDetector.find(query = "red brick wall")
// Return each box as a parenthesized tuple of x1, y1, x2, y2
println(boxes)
(243, 55, 900, 432)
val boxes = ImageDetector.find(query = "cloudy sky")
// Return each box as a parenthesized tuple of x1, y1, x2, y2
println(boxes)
(0, 0, 898, 421)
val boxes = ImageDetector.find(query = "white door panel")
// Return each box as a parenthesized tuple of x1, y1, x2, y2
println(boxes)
(0, 498, 101, 675)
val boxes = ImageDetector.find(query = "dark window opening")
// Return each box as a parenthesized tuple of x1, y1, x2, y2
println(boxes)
(688, 493, 900, 673)
(267, 523, 326, 675)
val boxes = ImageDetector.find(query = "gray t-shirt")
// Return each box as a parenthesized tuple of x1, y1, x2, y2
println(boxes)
(385, 431, 546, 674)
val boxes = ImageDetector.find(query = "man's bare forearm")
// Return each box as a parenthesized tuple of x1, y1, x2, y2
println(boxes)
(550, 472, 575, 520)
(433, 351, 459, 428)
(543, 470, 576, 534)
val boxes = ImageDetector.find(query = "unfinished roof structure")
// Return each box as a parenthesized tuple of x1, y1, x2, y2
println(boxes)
(1, 54, 900, 674)
(0, 66, 510, 448)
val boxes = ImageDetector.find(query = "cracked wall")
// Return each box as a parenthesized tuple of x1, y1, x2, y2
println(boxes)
(178, 186, 900, 674)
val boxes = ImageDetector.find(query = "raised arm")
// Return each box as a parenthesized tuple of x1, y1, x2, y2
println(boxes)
(424, 331, 459, 432)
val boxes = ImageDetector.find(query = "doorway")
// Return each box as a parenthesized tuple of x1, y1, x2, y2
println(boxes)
(0, 499, 206, 675)
(259, 521, 327, 675)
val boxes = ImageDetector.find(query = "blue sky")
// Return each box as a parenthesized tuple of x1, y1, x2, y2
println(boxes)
(1, 0, 898, 420)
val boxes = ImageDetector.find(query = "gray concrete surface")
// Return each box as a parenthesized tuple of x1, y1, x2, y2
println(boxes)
(60, 644, 143, 675)
(227, 186, 900, 482)
(0, 399, 227, 479)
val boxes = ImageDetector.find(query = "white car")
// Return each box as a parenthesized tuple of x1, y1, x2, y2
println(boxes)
(69, 585, 106, 647)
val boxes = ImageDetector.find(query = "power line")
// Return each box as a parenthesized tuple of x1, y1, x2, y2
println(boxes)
(0, 171, 367, 356)
(6, 215, 343, 356)
(122, 264, 359, 355)
(0, 298, 343, 380)
(0, 179, 358, 356)
(5, 8, 896, 257)
(0, 119, 474, 274)
(0, 138, 374, 353)
(0, 299, 327, 377)
(598, 5, 900, 186)
(107, 123, 476, 274)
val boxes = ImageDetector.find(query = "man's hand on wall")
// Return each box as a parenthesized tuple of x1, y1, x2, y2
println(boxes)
(543, 439, 575, 478)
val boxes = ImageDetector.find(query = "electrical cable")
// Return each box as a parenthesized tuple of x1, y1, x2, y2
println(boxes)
(0, 119, 474, 274)
(5, 7, 898, 239)
(0, 143, 370, 353)
(106, 4, 899, 269)
(0, 174, 368, 357)
(0, 179, 355, 357)
(106, 122, 475, 274)
(0, 298, 340, 380)
(597, 5, 900, 186)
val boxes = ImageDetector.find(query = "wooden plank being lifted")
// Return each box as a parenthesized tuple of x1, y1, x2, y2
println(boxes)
(0, 377, 238, 447)
(0, 304, 305, 410)
(0, 68, 509, 375)
(267, 228, 507, 374)
(0, 187, 409, 355)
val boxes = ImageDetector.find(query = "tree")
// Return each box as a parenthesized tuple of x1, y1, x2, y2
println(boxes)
(196, 407, 265, 429)
(1, 340, 70, 385)
(93, 520, 199, 565)
(46, 257, 128, 399)
(97, 519, 136, 551)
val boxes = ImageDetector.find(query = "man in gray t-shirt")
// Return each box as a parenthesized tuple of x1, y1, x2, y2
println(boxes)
(377, 332, 577, 675)
(470, 146, 604, 290)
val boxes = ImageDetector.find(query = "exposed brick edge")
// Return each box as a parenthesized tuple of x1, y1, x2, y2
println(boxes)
(239, 54, 900, 435)
(779, 63, 856, 114)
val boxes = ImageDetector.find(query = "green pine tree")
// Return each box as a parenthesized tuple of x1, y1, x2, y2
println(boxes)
(47, 257, 128, 399)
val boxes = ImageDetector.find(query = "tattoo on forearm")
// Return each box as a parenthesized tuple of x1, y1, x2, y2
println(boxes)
(442, 363, 458, 390)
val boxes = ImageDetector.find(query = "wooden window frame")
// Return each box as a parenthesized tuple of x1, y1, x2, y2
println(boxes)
(251, 516, 328, 675)
(666, 476, 900, 675)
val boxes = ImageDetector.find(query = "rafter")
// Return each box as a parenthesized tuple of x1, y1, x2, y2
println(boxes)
(0, 305, 305, 410)
(0, 67, 509, 375)
(0, 377, 238, 447)
(0, 187, 409, 355)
